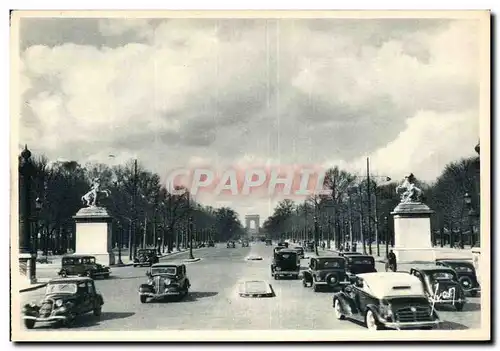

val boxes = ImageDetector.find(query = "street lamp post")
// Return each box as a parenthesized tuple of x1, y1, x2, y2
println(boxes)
(384, 216, 389, 257)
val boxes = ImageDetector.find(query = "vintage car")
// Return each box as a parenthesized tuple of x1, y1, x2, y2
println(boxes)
(208, 240, 215, 247)
(271, 249, 300, 279)
(409, 265, 466, 311)
(58, 255, 110, 279)
(226, 241, 236, 248)
(22, 277, 104, 329)
(292, 246, 305, 259)
(305, 241, 315, 252)
(133, 249, 159, 267)
(277, 241, 289, 248)
(345, 255, 377, 278)
(435, 259, 480, 296)
(302, 256, 349, 292)
(139, 263, 191, 303)
(265, 239, 273, 246)
(333, 272, 441, 330)
(242, 240, 250, 247)
(273, 246, 285, 256)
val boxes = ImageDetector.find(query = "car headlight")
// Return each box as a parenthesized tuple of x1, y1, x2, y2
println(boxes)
(58, 306, 67, 313)
(379, 303, 393, 317)
(163, 279, 171, 285)
(55, 299, 63, 307)
(275, 267, 281, 271)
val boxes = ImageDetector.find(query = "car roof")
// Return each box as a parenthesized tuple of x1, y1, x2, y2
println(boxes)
(315, 256, 345, 261)
(436, 259, 473, 264)
(411, 264, 456, 271)
(342, 252, 363, 255)
(345, 254, 374, 259)
(356, 272, 426, 299)
(151, 263, 183, 268)
(276, 249, 298, 254)
(48, 277, 93, 284)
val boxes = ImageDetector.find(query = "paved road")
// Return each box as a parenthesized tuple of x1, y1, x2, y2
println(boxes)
(20, 242, 481, 331)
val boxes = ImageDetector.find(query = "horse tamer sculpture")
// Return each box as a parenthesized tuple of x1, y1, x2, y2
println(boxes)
(396, 173, 423, 203)
(81, 177, 110, 207)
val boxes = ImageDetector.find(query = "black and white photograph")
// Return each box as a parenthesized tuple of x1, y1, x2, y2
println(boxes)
(10, 10, 490, 341)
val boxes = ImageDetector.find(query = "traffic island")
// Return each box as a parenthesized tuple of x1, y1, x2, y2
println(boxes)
(183, 258, 201, 263)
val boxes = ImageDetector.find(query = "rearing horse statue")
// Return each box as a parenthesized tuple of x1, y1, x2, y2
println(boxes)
(81, 177, 110, 207)
(396, 173, 423, 203)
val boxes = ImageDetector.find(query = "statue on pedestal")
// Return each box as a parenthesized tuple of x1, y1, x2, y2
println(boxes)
(396, 173, 423, 204)
(81, 178, 110, 207)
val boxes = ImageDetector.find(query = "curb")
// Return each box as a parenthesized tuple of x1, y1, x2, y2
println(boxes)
(183, 258, 201, 263)
(20, 283, 48, 293)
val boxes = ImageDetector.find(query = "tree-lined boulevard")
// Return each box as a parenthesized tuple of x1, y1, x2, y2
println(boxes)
(20, 242, 481, 331)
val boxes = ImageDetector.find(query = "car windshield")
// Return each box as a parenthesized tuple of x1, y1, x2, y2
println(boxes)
(452, 265, 474, 273)
(318, 259, 345, 269)
(430, 271, 456, 281)
(277, 253, 296, 260)
(349, 257, 374, 265)
(46, 283, 77, 294)
(151, 267, 177, 275)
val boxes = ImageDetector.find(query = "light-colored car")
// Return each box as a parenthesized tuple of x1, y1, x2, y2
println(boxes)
(333, 272, 441, 330)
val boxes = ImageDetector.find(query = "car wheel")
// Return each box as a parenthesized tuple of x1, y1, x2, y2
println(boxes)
(24, 319, 35, 329)
(365, 309, 380, 330)
(334, 299, 346, 320)
(93, 307, 102, 316)
(454, 302, 465, 311)
(59, 270, 67, 278)
(133, 264, 137, 267)
(140, 295, 147, 303)
(470, 291, 478, 297)
(302, 278, 308, 287)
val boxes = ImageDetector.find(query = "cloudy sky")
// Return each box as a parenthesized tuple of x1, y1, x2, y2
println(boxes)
(17, 16, 482, 223)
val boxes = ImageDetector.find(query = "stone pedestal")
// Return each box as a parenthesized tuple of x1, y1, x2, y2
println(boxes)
(73, 207, 115, 266)
(19, 253, 36, 285)
(391, 202, 435, 263)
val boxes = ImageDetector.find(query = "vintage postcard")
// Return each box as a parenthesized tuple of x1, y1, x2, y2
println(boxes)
(10, 10, 490, 342)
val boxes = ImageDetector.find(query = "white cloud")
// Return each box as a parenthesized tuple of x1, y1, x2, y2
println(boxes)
(18, 18, 482, 220)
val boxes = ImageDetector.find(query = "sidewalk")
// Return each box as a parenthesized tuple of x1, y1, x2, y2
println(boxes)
(19, 278, 51, 293)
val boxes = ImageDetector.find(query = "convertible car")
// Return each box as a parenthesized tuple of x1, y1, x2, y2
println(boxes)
(138, 263, 191, 303)
(333, 272, 441, 330)
(22, 277, 104, 329)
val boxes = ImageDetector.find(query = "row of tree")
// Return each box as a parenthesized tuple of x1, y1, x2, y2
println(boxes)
(25, 156, 245, 256)
(262, 155, 481, 253)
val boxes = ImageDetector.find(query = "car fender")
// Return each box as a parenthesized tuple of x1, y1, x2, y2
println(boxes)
(365, 304, 382, 319)
(335, 292, 359, 314)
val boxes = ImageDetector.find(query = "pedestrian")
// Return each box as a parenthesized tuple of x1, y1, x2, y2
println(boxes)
(346, 242, 350, 252)
(352, 242, 357, 252)
(386, 250, 397, 272)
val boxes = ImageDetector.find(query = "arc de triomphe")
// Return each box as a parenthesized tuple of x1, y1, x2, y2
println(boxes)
(245, 215, 260, 237)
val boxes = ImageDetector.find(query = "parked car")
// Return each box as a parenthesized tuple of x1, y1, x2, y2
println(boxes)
(409, 265, 466, 311)
(302, 256, 349, 292)
(133, 249, 159, 267)
(305, 241, 315, 252)
(333, 272, 441, 330)
(227, 241, 236, 248)
(435, 259, 480, 297)
(242, 240, 250, 247)
(22, 277, 104, 329)
(138, 263, 191, 303)
(58, 255, 110, 279)
(292, 246, 305, 259)
(208, 240, 215, 247)
(271, 249, 300, 279)
(265, 239, 273, 246)
(277, 241, 289, 248)
(345, 254, 377, 278)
